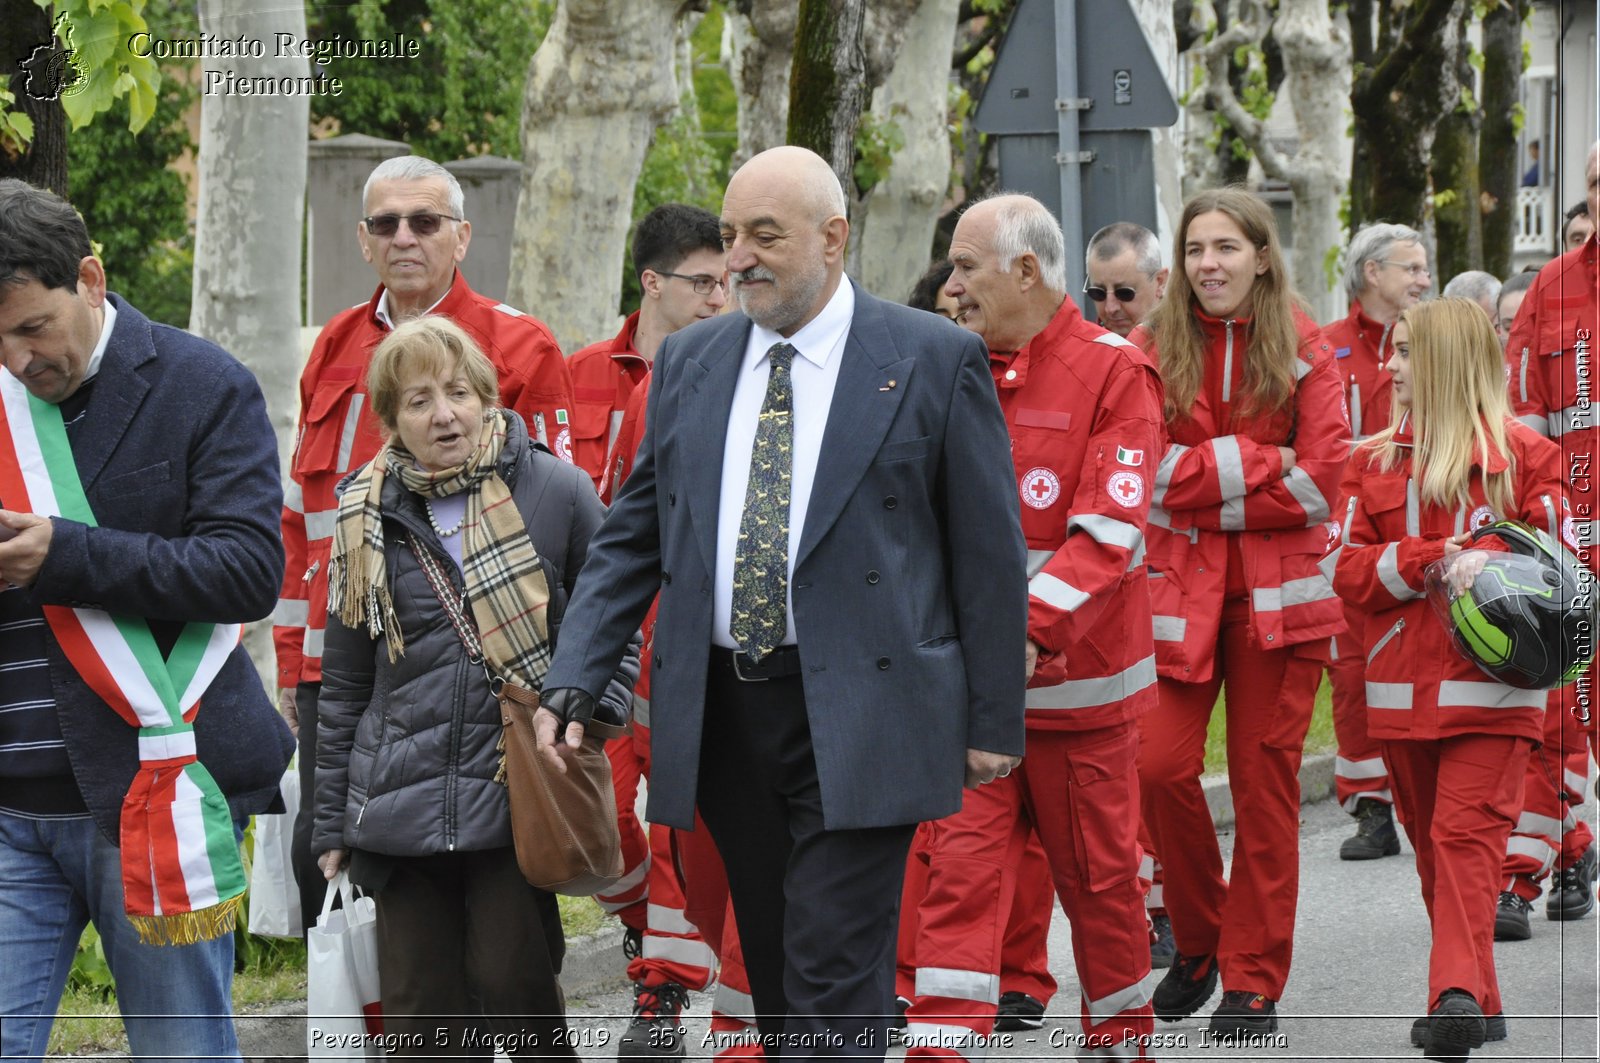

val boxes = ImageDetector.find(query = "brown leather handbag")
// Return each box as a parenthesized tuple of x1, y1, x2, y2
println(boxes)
(496, 681, 627, 895)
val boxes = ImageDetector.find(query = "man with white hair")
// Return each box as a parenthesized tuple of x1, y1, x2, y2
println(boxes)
(1322, 222, 1432, 862)
(1441, 270, 1502, 321)
(274, 155, 574, 936)
(1083, 222, 1168, 339)
(1499, 140, 1600, 939)
(895, 193, 1162, 1060)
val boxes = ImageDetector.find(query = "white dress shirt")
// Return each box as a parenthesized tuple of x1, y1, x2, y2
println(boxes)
(374, 288, 448, 329)
(712, 279, 855, 648)
(82, 299, 117, 384)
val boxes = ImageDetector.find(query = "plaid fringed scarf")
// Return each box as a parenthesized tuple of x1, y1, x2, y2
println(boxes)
(326, 409, 554, 688)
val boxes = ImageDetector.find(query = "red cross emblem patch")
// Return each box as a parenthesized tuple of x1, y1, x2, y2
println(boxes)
(1107, 471, 1144, 508)
(1021, 467, 1061, 510)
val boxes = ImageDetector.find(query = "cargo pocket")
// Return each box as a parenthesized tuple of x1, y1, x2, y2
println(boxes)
(295, 369, 370, 478)
(1066, 728, 1141, 891)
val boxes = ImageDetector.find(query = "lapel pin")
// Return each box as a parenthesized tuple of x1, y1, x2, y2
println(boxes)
(879, 379, 897, 392)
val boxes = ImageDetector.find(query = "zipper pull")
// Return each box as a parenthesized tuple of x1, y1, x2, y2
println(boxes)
(302, 560, 321, 583)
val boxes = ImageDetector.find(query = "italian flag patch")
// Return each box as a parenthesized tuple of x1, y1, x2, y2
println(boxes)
(1116, 446, 1143, 466)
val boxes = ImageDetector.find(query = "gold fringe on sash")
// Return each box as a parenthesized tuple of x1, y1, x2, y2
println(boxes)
(127, 895, 242, 947)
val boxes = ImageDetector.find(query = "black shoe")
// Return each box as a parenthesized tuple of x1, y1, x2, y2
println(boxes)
(1546, 844, 1598, 921)
(1423, 988, 1486, 1061)
(1208, 990, 1278, 1037)
(994, 991, 1046, 1032)
(1152, 951, 1217, 1022)
(1339, 798, 1401, 860)
(622, 926, 644, 960)
(1494, 890, 1533, 941)
(617, 981, 691, 1059)
(1411, 1011, 1506, 1047)
(1149, 912, 1176, 969)
(893, 995, 909, 1030)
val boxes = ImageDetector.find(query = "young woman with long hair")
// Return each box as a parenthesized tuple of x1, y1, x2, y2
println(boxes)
(1134, 188, 1347, 1039)
(1331, 298, 1568, 1060)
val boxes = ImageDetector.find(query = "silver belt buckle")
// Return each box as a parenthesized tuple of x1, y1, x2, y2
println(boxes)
(731, 650, 770, 683)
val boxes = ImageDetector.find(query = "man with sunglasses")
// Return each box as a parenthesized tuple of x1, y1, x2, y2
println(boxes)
(273, 154, 574, 938)
(569, 204, 728, 491)
(1084, 223, 1168, 339)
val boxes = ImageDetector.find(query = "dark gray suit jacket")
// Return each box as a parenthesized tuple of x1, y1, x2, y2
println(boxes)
(31, 294, 294, 843)
(544, 282, 1027, 831)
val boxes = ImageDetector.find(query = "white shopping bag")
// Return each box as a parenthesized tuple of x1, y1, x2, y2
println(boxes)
(306, 872, 384, 1060)
(246, 767, 301, 938)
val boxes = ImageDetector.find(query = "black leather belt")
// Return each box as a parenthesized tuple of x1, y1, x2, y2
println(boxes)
(711, 645, 802, 682)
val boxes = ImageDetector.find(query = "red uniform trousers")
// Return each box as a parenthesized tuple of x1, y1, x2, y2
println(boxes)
(1502, 684, 1596, 900)
(903, 723, 1153, 1061)
(1139, 595, 1321, 1000)
(1383, 734, 1532, 1014)
(1328, 610, 1391, 812)
(1134, 824, 1164, 916)
(897, 823, 1057, 1008)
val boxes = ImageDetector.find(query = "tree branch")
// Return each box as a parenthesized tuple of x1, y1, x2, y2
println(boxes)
(1189, 0, 1294, 180)
(1359, 0, 1460, 107)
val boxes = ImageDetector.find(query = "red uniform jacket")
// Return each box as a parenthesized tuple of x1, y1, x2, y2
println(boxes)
(1322, 300, 1396, 440)
(1135, 308, 1348, 683)
(273, 272, 573, 688)
(603, 370, 658, 711)
(994, 298, 1164, 732)
(1330, 414, 1569, 743)
(568, 311, 649, 489)
(1507, 235, 1599, 574)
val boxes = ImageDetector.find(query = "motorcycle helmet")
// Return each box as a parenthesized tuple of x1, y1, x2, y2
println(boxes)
(1424, 519, 1597, 690)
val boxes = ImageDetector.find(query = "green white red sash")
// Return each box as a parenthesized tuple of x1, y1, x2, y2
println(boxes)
(0, 371, 245, 945)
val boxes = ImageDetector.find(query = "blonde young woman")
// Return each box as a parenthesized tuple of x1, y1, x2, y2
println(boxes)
(1330, 298, 1568, 1060)
(1133, 188, 1347, 1038)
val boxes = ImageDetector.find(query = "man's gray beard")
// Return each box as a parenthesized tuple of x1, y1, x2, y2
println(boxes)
(736, 264, 827, 334)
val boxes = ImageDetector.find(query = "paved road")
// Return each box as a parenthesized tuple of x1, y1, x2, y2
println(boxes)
(563, 795, 1599, 1061)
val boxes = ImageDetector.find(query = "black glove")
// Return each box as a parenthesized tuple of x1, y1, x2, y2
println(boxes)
(542, 688, 598, 730)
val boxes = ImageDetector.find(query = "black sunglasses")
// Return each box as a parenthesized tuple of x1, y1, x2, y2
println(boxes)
(1082, 278, 1138, 303)
(362, 212, 461, 237)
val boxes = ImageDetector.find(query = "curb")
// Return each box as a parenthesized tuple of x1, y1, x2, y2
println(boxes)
(1204, 751, 1337, 830)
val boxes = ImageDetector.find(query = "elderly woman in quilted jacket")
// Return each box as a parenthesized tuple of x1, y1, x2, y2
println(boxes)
(312, 316, 637, 1059)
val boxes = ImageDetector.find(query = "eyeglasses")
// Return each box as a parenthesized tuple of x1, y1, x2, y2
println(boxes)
(655, 271, 728, 296)
(362, 212, 461, 238)
(1082, 278, 1138, 303)
(1380, 260, 1431, 279)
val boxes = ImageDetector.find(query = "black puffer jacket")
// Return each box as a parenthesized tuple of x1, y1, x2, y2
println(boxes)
(312, 414, 638, 857)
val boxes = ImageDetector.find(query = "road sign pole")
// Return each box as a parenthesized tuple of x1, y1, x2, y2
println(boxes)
(1055, 0, 1086, 308)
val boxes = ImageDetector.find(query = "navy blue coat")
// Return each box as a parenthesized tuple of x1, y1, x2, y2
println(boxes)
(544, 282, 1029, 831)
(31, 294, 293, 844)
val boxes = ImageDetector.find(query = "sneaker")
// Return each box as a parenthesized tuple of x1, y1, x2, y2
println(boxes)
(1149, 912, 1176, 969)
(1545, 845, 1598, 921)
(994, 991, 1046, 1032)
(1494, 890, 1533, 941)
(622, 926, 644, 960)
(1339, 798, 1401, 860)
(1423, 988, 1486, 1060)
(1152, 951, 1217, 1022)
(1208, 990, 1278, 1037)
(617, 981, 691, 1059)
(1411, 1011, 1506, 1047)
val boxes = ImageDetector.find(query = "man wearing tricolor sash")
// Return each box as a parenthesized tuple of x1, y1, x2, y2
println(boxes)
(0, 179, 293, 1062)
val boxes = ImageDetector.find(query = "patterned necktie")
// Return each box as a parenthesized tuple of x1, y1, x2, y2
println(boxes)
(731, 342, 796, 662)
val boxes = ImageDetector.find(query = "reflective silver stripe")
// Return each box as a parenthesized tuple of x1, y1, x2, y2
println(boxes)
(1221, 321, 1236, 401)
(1030, 572, 1090, 613)
(1083, 969, 1156, 1018)
(1376, 542, 1419, 600)
(1340, 496, 1357, 545)
(608, 409, 625, 452)
(302, 626, 325, 659)
(492, 302, 525, 317)
(632, 693, 651, 728)
(1366, 681, 1413, 709)
(1069, 513, 1144, 551)
(645, 903, 697, 936)
(1452, 506, 1467, 537)
(1506, 835, 1556, 870)
(1437, 680, 1546, 710)
(1294, 351, 1314, 380)
(1566, 767, 1591, 794)
(595, 853, 651, 906)
(1146, 504, 1179, 532)
(283, 479, 304, 514)
(1563, 808, 1579, 831)
(900, 1023, 983, 1051)
(1335, 755, 1388, 781)
(1137, 853, 1154, 879)
(1026, 656, 1157, 709)
(1218, 496, 1247, 530)
(1284, 467, 1329, 522)
(337, 393, 364, 473)
(1126, 537, 1147, 570)
(642, 934, 717, 971)
(1516, 413, 1549, 434)
(1213, 435, 1247, 501)
(711, 983, 755, 1023)
(304, 507, 339, 542)
(915, 966, 999, 1004)
(1026, 549, 1055, 578)
(1541, 494, 1559, 539)
(1405, 478, 1419, 536)
(1552, 402, 1598, 436)
(1153, 445, 1189, 506)
(1519, 348, 1531, 403)
(1514, 811, 1565, 837)
(1093, 331, 1136, 349)
(1146, 882, 1164, 907)
(1152, 615, 1186, 641)
(1350, 381, 1362, 438)
(1317, 545, 1341, 583)
(1251, 573, 1337, 613)
(272, 599, 309, 627)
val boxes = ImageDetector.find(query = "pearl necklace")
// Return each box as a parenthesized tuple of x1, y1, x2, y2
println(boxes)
(424, 499, 465, 538)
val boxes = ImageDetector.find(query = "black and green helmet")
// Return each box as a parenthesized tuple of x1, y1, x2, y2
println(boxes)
(1425, 520, 1597, 690)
